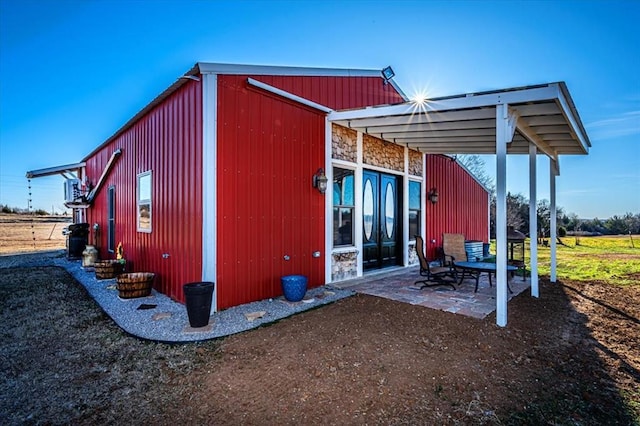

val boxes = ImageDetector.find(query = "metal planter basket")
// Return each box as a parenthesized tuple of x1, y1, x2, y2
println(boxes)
(95, 260, 126, 280)
(116, 272, 155, 299)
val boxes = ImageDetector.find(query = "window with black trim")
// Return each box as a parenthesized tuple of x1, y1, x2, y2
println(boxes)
(333, 167, 354, 246)
(107, 185, 116, 252)
(137, 171, 152, 232)
(409, 180, 421, 238)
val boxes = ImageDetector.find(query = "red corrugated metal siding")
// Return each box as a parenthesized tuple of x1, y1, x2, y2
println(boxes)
(248, 76, 404, 110)
(216, 75, 326, 309)
(425, 155, 489, 260)
(81, 72, 402, 309)
(84, 80, 203, 303)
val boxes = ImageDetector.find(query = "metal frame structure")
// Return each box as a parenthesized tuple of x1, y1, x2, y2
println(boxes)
(328, 82, 591, 326)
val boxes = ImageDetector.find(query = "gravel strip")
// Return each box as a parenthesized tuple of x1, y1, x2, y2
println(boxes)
(0, 250, 354, 342)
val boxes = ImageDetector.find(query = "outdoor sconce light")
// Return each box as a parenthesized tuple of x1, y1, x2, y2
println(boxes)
(428, 188, 439, 204)
(313, 168, 328, 194)
(381, 66, 395, 84)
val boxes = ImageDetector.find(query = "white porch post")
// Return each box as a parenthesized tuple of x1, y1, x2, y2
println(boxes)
(495, 104, 509, 327)
(422, 153, 427, 244)
(355, 131, 364, 277)
(550, 159, 558, 282)
(403, 146, 410, 266)
(324, 119, 333, 284)
(529, 144, 539, 297)
(202, 73, 217, 312)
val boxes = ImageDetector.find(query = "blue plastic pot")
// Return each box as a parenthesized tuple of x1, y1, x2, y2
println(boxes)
(281, 275, 308, 302)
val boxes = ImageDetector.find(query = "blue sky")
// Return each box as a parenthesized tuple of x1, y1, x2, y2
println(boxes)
(1, 0, 638, 218)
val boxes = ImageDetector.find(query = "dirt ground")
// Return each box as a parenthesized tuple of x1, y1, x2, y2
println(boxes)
(0, 214, 69, 255)
(0, 262, 638, 425)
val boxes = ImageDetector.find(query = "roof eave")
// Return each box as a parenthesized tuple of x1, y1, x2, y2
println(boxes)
(329, 82, 591, 158)
(556, 81, 591, 154)
(26, 162, 86, 179)
(196, 62, 383, 77)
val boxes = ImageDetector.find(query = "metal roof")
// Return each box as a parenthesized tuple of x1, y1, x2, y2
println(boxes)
(195, 62, 383, 77)
(329, 82, 590, 158)
(82, 62, 406, 161)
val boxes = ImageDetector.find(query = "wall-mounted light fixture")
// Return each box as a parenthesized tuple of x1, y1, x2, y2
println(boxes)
(313, 168, 328, 194)
(428, 187, 439, 204)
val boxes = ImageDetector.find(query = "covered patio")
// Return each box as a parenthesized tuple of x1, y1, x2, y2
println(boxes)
(328, 82, 591, 326)
(333, 266, 531, 319)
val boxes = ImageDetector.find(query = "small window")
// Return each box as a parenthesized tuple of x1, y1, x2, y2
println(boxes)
(409, 181, 421, 239)
(107, 186, 116, 252)
(137, 171, 152, 232)
(333, 167, 354, 246)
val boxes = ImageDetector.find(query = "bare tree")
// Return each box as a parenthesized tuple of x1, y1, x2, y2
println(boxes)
(456, 154, 495, 193)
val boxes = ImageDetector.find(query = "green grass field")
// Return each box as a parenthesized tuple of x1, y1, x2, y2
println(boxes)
(527, 235, 640, 286)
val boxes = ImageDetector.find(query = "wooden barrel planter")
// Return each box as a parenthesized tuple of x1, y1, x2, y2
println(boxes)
(116, 272, 155, 299)
(95, 260, 126, 280)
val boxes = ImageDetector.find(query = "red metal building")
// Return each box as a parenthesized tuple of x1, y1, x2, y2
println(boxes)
(425, 155, 490, 260)
(27, 63, 488, 310)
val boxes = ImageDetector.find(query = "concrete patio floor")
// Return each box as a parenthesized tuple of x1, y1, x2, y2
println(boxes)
(332, 265, 531, 319)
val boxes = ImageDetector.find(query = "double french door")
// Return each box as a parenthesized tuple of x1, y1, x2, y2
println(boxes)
(362, 171, 401, 270)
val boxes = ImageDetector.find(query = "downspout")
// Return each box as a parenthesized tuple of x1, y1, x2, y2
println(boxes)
(86, 149, 122, 203)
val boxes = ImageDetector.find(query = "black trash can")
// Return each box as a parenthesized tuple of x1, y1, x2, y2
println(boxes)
(183, 282, 214, 328)
(67, 223, 89, 258)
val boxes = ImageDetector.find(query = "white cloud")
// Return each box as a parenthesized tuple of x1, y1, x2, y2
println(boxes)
(586, 110, 640, 140)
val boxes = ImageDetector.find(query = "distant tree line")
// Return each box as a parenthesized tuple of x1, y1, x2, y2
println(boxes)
(1, 204, 67, 216)
(489, 193, 640, 238)
(456, 155, 640, 238)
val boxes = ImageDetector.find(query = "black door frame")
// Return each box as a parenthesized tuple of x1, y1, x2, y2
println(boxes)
(362, 170, 402, 270)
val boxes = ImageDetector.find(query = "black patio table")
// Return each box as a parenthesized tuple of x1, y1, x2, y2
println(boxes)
(454, 261, 518, 293)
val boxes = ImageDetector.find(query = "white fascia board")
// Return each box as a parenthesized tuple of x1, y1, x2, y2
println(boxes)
(329, 84, 561, 122)
(198, 62, 381, 77)
(329, 102, 427, 121)
(26, 162, 86, 179)
(389, 79, 409, 101)
(247, 78, 333, 113)
(555, 90, 590, 154)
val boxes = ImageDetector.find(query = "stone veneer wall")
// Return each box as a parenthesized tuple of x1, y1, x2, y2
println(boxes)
(331, 126, 423, 278)
(408, 149, 423, 176)
(363, 134, 404, 172)
(408, 242, 418, 266)
(332, 124, 357, 163)
(331, 251, 358, 281)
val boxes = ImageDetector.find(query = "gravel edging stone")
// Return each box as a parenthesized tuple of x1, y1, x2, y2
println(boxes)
(0, 250, 354, 342)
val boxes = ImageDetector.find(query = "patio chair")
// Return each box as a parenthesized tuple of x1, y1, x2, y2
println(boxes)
(442, 233, 467, 267)
(414, 235, 456, 290)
